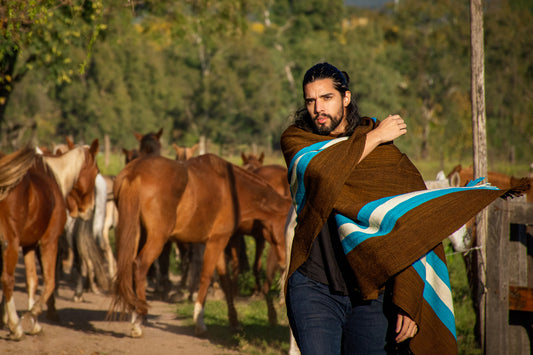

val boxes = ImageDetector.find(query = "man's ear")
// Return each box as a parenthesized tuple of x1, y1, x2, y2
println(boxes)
(344, 91, 351, 106)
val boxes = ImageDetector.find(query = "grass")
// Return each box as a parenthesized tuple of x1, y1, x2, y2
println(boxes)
(174, 298, 291, 355)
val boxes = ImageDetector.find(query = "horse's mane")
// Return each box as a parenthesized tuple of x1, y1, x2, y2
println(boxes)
(42, 146, 87, 199)
(0, 147, 37, 201)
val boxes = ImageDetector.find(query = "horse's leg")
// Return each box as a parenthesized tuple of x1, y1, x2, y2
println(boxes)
(194, 238, 234, 336)
(252, 234, 266, 295)
(176, 241, 190, 290)
(214, 249, 240, 332)
(154, 241, 172, 300)
(20, 247, 47, 335)
(22, 247, 39, 311)
(1, 238, 24, 340)
(188, 243, 205, 301)
(71, 220, 85, 302)
(225, 234, 242, 297)
(30, 227, 61, 326)
(263, 247, 279, 326)
(102, 201, 117, 277)
(130, 234, 168, 338)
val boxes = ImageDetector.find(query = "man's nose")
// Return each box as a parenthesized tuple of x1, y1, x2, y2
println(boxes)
(315, 100, 325, 113)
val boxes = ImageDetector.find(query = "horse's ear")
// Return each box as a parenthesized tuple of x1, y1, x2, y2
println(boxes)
(259, 152, 264, 164)
(156, 128, 164, 139)
(172, 143, 179, 154)
(450, 172, 461, 187)
(241, 152, 247, 164)
(89, 139, 99, 157)
(191, 143, 198, 155)
(134, 132, 143, 142)
(66, 136, 75, 149)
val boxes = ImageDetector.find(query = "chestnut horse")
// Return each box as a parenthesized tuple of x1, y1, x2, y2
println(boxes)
(0, 141, 99, 340)
(234, 152, 290, 325)
(108, 153, 290, 337)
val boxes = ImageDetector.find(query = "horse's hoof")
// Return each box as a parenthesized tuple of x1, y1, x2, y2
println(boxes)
(21, 312, 42, 335)
(131, 324, 143, 338)
(73, 295, 84, 303)
(194, 324, 207, 337)
(8, 324, 24, 341)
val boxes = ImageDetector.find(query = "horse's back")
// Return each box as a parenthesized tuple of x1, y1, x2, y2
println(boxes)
(254, 164, 289, 197)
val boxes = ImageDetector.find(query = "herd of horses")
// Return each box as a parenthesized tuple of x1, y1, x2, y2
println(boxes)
(0, 130, 531, 343)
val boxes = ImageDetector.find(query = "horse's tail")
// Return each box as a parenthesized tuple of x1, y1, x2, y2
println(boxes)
(75, 217, 110, 292)
(107, 175, 148, 319)
(0, 147, 36, 201)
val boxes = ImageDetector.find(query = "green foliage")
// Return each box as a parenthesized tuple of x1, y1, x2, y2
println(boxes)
(2, 0, 532, 167)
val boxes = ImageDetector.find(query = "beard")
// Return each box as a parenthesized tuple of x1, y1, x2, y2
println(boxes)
(313, 112, 344, 136)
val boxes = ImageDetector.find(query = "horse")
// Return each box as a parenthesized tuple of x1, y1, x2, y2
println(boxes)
(134, 128, 163, 156)
(447, 164, 532, 202)
(173, 142, 198, 161)
(235, 152, 290, 317)
(122, 148, 139, 164)
(66, 172, 111, 302)
(107, 153, 290, 337)
(50, 139, 110, 302)
(0, 140, 99, 340)
(171, 143, 202, 301)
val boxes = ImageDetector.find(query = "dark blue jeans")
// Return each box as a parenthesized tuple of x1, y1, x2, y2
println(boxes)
(286, 270, 390, 355)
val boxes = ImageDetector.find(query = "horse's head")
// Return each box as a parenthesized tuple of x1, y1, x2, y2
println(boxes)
(241, 152, 264, 171)
(173, 143, 198, 161)
(122, 148, 140, 164)
(135, 128, 163, 156)
(68, 139, 100, 220)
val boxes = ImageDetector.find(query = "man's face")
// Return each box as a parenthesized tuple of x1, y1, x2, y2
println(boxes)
(304, 78, 350, 136)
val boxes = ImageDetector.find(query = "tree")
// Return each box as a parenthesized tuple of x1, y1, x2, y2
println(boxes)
(0, 0, 104, 149)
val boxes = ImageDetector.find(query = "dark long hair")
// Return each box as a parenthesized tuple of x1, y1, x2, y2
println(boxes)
(293, 62, 362, 136)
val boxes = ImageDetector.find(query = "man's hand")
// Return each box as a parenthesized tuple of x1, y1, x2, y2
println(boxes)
(359, 114, 407, 163)
(375, 114, 407, 143)
(395, 311, 418, 343)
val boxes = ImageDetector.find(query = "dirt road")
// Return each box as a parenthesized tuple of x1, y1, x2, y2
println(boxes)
(0, 259, 238, 355)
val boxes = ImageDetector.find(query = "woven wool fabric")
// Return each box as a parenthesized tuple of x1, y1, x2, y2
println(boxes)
(280, 117, 514, 354)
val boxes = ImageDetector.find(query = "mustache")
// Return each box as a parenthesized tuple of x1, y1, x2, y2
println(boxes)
(314, 113, 332, 120)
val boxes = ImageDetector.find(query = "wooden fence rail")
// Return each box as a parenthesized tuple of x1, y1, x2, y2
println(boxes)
(486, 198, 533, 355)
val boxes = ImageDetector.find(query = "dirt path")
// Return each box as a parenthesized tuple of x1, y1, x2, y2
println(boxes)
(0, 258, 239, 354)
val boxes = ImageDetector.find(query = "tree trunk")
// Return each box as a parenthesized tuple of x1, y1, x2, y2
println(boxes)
(468, 0, 488, 351)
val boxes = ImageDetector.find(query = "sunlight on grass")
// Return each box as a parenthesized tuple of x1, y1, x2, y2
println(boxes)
(174, 297, 291, 354)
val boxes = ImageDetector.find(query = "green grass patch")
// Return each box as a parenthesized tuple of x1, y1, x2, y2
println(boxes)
(174, 298, 291, 355)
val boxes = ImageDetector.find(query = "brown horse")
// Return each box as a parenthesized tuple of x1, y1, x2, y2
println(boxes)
(0, 141, 99, 340)
(173, 142, 198, 161)
(108, 153, 290, 337)
(233, 152, 290, 324)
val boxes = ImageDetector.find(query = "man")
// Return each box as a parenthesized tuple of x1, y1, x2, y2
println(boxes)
(280, 63, 520, 354)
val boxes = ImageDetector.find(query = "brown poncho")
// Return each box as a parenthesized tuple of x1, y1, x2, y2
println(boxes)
(281, 117, 526, 355)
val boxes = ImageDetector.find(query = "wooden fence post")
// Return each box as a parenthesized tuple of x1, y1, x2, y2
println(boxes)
(486, 199, 533, 355)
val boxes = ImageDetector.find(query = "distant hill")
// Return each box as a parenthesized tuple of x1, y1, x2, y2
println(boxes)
(344, 0, 392, 9)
